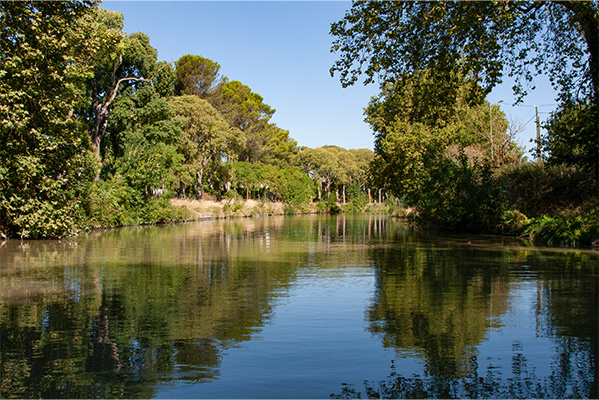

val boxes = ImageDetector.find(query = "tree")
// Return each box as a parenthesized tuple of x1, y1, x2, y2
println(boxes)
(366, 71, 521, 167)
(106, 84, 182, 195)
(543, 99, 597, 176)
(248, 123, 298, 167)
(331, 1, 597, 103)
(297, 146, 374, 203)
(0, 1, 98, 238)
(169, 95, 244, 199)
(81, 8, 159, 159)
(209, 79, 275, 162)
(175, 54, 221, 98)
(331, 1, 598, 188)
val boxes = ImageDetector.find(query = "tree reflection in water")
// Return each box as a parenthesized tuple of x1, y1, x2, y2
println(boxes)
(332, 238, 597, 399)
(332, 336, 595, 399)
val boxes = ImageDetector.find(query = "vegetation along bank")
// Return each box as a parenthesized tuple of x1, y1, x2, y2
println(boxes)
(1, 1, 597, 247)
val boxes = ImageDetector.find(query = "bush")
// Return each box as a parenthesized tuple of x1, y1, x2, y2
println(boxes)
(89, 176, 141, 227)
(89, 176, 186, 228)
(496, 163, 595, 217)
(498, 209, 531, 236)
(523, 202, 599, 246)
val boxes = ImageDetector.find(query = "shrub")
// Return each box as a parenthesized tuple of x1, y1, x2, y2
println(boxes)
(89, 176, 186, 228)
(523, 202, 599, 246)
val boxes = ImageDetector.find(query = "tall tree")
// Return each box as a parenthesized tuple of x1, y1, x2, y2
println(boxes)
(331, 1, 597, 103)
(81, 8, 158, 158)
(209, 79, 275, 162)
(175, 54, 221, 98)
(106, 84, 182, 195)
(0, 0, 98, 238)
(169, 95, 244, 199)
(331, 0, 598, 188)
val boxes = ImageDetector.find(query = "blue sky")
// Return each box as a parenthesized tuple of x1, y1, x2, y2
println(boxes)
(102, 1, 558, 156)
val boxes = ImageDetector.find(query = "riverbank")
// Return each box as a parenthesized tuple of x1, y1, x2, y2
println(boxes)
(171, 198, 293, 219)
(170, 198, 390, 220)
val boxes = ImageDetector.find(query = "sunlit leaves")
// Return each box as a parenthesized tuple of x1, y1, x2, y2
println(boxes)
(0, 1, 98, 238)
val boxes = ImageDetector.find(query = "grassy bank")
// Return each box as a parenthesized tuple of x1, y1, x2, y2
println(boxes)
(171, 198, 292, 219)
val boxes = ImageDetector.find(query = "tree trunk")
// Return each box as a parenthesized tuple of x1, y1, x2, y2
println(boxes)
(556, 0, 599, 195)
(196, 170, 203, 200)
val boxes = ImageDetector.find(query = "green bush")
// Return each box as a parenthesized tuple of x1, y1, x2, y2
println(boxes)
(496, 163, 595, 217)
(89, 176, 141, 227)
(89, 176, 186, 228)
(523, 202, 599, 246)
(498, 210, 531, 236)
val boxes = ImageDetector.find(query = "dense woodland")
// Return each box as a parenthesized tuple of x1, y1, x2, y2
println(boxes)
(1, 1, 598, 245)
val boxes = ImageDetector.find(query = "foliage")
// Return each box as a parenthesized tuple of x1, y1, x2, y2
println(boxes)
(298, 146, 374, 203)
(209, 79, 276, 162)
(366, 70, 521, 167)
(331, 0, 598, 204)
(169, 95, 243, 199)
(89, 176, 187, 227)
(330, 1, 598, 104)
(543, 99, 598, 186)
(0, 0, 99, 239)
(81, 8, 159, 157)
(175, 54, 221, 97)
(346, 182, 369, 211)
(229, 162, 314, 206)
(108, 85, 182, 194)
(522, 202, 599, 247)
(496, 163, 595, 217)
(270, 166, 315, 207)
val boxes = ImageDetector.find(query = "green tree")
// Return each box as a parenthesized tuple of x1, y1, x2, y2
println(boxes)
(331, 0, 598, 189)
(331, 1, 597, 102)
(175, 54, 221, 98)
(252, 123, 299, 167)
(269, 166, 315, 206)
(0, 1, 98, 238)
(543, 100, 597, 178)
(82, 8, 159, 159)
(169, 95, 244, 199)
(107, 84, 182, 193)
(209, 79, 276, 162)
(298, 146, 374, 204)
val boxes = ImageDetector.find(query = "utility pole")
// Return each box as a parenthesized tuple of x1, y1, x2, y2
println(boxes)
(535, 105, 543, 163)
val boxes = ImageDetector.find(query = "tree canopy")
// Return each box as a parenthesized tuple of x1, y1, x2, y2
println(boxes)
(175, 54, 221, 98)
(330, 1, 598, 104)
(331, 0, 598, 205)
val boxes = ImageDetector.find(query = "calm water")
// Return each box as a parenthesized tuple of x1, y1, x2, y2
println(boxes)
(0, 214, 597, 399)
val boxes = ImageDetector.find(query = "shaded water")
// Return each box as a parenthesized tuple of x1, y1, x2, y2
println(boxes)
(0, 214, 597, 399)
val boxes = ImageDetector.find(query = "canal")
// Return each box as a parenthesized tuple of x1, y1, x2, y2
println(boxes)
(0, 214, 597, 398)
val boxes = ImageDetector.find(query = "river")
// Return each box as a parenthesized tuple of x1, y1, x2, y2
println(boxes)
(0, 214, 597, 398)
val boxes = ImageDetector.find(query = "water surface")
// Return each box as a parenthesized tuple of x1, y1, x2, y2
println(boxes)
(1, 214, 597, 398)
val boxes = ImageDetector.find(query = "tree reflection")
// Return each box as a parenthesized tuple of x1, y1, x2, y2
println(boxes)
(0, 218, 306, 398)
(1, 216, 596, 399)
(366, 243, 510, 378)
(332, 236, 598, 399)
